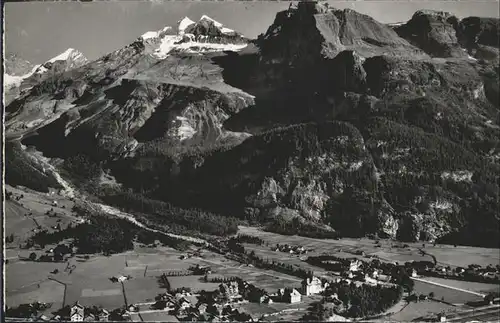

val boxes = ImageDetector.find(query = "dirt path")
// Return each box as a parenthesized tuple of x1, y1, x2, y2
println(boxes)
(411, 277, 486, 297)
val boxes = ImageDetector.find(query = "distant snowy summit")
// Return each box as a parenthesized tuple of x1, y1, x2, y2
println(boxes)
(139, 15, 248, 58)
(4, 48, 88, 91)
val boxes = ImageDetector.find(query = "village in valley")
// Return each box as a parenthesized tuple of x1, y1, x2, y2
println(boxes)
(4, 185, 500, 322)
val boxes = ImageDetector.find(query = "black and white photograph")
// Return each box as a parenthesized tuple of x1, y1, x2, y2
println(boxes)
(2, 0, 500, 321)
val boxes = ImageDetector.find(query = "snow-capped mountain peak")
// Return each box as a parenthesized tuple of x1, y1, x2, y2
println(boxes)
(134, 16, 248, 59)
(199, 15, 223, 28)
(178, 17, 196, 34)
(4, 48, 88, 93)
(141, 26, 173, 40)
(47, 48, 86, 64)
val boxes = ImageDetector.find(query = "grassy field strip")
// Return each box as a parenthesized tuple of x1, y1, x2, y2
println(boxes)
(48, 277, 68, 307)
(412, 277, 486, 297)
(8, 278, 49, 293)
(194, 256, 302, 283)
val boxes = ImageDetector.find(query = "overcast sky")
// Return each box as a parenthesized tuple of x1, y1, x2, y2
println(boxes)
(4, 1, 500, 64)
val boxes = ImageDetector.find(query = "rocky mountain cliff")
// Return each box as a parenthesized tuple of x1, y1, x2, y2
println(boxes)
(4, 49, 89, 105)
(5, 2, 500, 247)
(4, 53, 35, 76)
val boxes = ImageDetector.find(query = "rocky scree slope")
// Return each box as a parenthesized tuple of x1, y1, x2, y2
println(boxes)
(5, 3, 500, 246)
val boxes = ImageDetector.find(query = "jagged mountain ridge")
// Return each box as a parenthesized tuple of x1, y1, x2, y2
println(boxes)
(6, 16, 254, 159)
(5, 3, 500, 246)
(4, 53, 35, 76)
(4, 49, 89, 105)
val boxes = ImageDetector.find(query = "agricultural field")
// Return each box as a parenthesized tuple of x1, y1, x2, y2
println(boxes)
(133, 312, 179, 322)
(242, 244, 330, 276)
(422, 246, 500, 268)
(386, 301, 458, 322)
(6, 279, 65, 312)
(199, 258, 303, 292)
(420, 277, 500, 295)
(233, 295, 321, 321)
(238, 226, 500, 269)
(165, 275, 220, 292)
(4, 195, 77, 247)
(5, 260, 67, 293)
(123, 277, 168, 304)
(413, 280, 484, 304)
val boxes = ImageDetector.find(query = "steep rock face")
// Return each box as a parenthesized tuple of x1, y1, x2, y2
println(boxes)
(174, 121, 398, 238)
(6, 21, 254, 161)
(4, 53, 34, 76)
(394, 10, 466, 58)
(182, 16, 247, 45)
(456, 17, 500, 62)
(4, 49, 89, 105)
(324, 50, 367, 94)
(249, 1, 425, 98)
(5, 3, 500, 246)
(20, 78, 253, 160)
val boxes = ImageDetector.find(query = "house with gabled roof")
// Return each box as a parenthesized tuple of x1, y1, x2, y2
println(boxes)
(70, 302, 84, 322)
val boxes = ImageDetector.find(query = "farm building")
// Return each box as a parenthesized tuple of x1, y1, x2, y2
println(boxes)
(279, 288, 302, 303)
(98, 309, 109, 321)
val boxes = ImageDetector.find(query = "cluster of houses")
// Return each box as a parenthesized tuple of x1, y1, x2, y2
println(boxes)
(121, 274, 339, 322)
(272, 244, 312, 255)
(428, 264, 500, 282)
(144, 287, 256, 322)
(311, 257, 396, 287)
(49, 302, 111, 322)
(69, 303, 109, 322)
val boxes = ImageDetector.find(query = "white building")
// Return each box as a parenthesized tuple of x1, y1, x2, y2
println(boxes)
(279, 288, 301, 303)
(349, 260, 362, 272)
(364, 275, 378, 286)
(70, 302, 84, 322)
(302, 276, 329, 296)
(286, 289, 302, 303)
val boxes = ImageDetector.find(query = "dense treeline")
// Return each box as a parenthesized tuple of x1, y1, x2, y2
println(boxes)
(30, 205, 191, 254)
(361, 117, 500, 246)
(5, 141, 62, 192)
(5, 302, 52, 319)
(265, 217, 341, 239)
(232, 234, 266, 245)
(328, 284, 403, 318)
(99, 190, 240, 236)
(60, 153, 103, 193)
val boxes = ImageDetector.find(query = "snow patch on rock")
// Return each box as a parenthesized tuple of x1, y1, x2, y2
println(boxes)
(200, 15, 222, 27)
(170, 116, 197, 141)
(48, 48, 85, 64)
(178, 17, 196, 34)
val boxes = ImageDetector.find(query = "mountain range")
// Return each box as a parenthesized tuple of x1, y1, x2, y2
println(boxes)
(5, 3, 500, 247)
